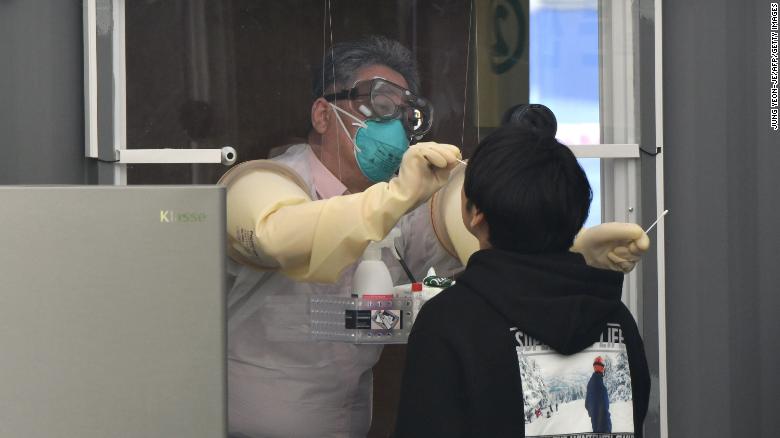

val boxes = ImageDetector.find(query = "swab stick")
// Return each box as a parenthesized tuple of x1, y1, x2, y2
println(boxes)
(645, 209, 669, 233)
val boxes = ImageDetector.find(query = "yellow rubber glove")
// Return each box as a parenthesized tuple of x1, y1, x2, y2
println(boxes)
(391, 142, 463, 210)
(220, 143, 462, 283)
(571, 223, 650, 272)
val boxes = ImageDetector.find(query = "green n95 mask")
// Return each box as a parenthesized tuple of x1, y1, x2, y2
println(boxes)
(330, 103, 410, 183)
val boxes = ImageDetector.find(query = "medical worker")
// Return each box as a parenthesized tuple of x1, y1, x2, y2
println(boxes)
(220, 36, 648, 437)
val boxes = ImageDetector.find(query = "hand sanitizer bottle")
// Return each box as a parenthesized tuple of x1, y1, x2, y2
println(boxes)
(353, 229, 401, 298)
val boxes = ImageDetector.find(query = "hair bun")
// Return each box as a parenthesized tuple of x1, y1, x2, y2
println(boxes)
(501, 103, 558, 139)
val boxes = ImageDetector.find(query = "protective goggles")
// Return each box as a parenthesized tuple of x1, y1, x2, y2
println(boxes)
(323, 78, 434, 141)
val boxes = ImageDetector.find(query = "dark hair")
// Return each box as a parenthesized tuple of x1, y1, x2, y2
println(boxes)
(501, 103, 558, 139)
(463, 125, 592, 253)
(312, 35, 420, 99)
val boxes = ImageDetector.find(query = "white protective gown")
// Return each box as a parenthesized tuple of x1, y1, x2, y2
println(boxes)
(226, 144, 461, 438)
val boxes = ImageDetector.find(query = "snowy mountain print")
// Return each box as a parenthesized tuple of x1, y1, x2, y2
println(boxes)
(517, 350, 552, 420)
(512, 324, 636, 437)
(604, 352, 633, 402)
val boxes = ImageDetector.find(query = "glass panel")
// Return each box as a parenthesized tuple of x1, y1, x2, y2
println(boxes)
(125, 0, 481, 184)
(530, 0, 601, 226)
(124, 1, 605, 229)
(578, 157, 602, 227)
(118, 0, 639, 433)
(124, 10, 477, 434)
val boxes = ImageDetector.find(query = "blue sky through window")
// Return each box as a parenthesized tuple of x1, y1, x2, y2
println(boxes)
(529, 0, 601, 227)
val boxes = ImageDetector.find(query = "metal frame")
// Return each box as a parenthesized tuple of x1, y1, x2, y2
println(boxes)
(652, 0, 668, 435)
(83, 0, 234, 186)
(83, 0, 126, 184)
(599, 0, 641, 321)
(112, 0, 127, 185)
(118, 148, 237, 165)
(83, 0, 667, 433)
(599, 1, 667, 436)
(569, 143, 639, 158)
(83, 0, 98, 159)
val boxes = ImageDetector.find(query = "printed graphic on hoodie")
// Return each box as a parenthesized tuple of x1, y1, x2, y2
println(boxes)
(512, 323, 635, 438)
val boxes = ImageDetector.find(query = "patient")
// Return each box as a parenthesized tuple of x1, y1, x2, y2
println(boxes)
(394, 124, 651, 437)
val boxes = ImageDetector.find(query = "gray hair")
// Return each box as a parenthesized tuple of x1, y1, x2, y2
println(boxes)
(312, 35, 420, 99)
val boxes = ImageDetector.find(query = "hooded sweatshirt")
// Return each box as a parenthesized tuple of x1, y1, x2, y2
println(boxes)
(394, 249, 650, 438)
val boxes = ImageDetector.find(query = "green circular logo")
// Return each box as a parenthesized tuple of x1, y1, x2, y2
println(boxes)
(490, 0, 526, 75)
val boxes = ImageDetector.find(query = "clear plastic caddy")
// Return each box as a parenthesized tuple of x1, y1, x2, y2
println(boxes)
(310, 295, 417, 344)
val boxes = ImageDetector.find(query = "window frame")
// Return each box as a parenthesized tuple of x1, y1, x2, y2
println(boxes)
(83, 1, 668, 435)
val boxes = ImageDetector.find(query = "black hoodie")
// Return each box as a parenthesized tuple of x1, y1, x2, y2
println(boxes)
(394, 249, 650, 438)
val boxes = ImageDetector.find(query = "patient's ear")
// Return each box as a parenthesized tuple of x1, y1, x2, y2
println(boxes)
(461, 191, 490, 244)
(469, 208, 486, 229)
(470, 208, 491, 245)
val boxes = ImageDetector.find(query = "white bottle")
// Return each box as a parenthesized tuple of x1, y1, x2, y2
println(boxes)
(353, 229, 401, 297)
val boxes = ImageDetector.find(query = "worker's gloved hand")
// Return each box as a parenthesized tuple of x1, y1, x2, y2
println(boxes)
(390, 142, 462, 209)
(571, 222, 650, 273)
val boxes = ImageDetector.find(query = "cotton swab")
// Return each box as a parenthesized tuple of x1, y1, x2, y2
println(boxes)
(644, 209, 669, 233)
